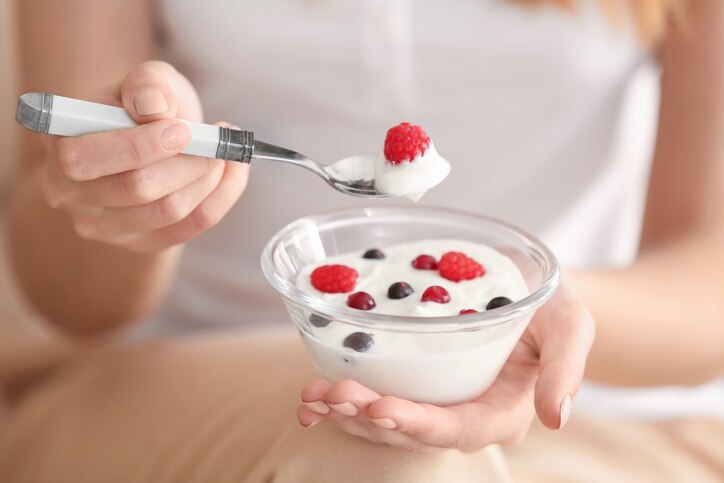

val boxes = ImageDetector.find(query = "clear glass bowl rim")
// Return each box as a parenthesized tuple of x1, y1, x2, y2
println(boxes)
(261, 205, 561, 333)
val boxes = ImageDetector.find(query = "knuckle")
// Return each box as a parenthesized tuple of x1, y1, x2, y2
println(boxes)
(40, 177, 64, 208)
(125, 62, 168, 87)
(121, 169, 158, 204)
(126, 133, 156, 166)
(145, 60, 177, 75)
(189, 204, 222, 232)
(122, 239, 151, 254)
(157, 192, 188, 225)
(72, 218, 99, 241)
(55, 140, 85, 180)
(501, 429, 527, 446)
(334, 379, 361, 395)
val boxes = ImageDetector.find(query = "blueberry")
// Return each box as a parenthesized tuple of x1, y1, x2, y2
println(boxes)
(343, 332, 375, 352)
(388, 281, 414, 299)
(362, 248, 386, 260)
(486, 296, 513, 310)
(309, 313, 332, 328)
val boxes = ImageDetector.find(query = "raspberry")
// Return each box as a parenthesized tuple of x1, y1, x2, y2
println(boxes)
(383, 122, 431, 164)
(411, 254, 438, 270)
(347, 292, 376, 310)
(438, 252, 485, 282)
(459, 309, 478, 315)
(311, 264, 358, 293)
(421, 286, 450, 304)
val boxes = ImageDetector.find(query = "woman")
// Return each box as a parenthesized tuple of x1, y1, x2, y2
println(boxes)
(2, 0, 722, 481)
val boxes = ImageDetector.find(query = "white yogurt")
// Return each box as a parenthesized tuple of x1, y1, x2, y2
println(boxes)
(374, 142, 451, 201)
(294, 239, 532, 405)
(328, 143, 450, 201)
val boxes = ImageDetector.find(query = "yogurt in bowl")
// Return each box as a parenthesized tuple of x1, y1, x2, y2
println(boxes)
(261, 206, 560, 406)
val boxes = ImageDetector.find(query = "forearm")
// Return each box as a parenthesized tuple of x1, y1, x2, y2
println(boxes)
(7, 163, 181, 335)
(573, 232, 724, 386)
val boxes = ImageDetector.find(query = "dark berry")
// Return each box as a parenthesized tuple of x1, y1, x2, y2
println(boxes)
(309, 313, 331, 328)
(421, 286, 451, 304)
(388, 282, 414, 299)
(311, 264, 358, 293)
(411, 254, 438, 270)
(347, 292, 376, 310)
(343, 332, 375, 352)
(362, 248, 385, 260)
(459, 309, 478, 315)
(486, 296, 513, 310)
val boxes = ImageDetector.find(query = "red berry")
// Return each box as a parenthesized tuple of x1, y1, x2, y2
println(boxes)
(438, 252, 485, 282)
(311, 264, 358, 293)
(421, 286, 450, 304)
(411, 254, 438, 270)
(347, 292, 376, 310)
(383, 122, 431, 164)
(459, 309, 478, 315)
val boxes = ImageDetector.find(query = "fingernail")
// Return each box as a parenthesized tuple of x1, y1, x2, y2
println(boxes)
(558, 394, 572, 429)
(370, 417, 397, 429)
(302, 400, 330, 415)
(135, 90, 168, 115)
(328, 402, 358, 417)
(161, 122, 191, 151)
(303, 420, 320, 429)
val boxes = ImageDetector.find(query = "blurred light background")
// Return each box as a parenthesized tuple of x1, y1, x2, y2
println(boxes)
(0, 0, 52, 406)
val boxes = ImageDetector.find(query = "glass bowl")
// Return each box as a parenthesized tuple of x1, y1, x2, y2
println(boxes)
(261, 206, 559, 405)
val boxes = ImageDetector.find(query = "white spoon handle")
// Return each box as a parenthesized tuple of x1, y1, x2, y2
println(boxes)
(15, 92, 254, 162)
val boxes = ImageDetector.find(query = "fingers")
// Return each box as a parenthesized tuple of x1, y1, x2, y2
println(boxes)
(45, 153, 214, 209)
(298, 379, 535, 452)
(49, 119, 192, 181)
(323, 379, 381, 417)
(297, 404, 326, 428)
(532, 283, 596, 429)
(367, 397, 467, 449)
(367, 394, 537, 452)
(83, 161, 225, 240)
(300, 379, 333, 415)
(120, 61, 179, 122)
(122, 160, 249, 252)
(120, 60, 204, 123)
(297, 380, 423, 450)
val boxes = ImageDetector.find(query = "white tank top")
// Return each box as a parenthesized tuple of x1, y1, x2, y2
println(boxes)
(140, 0, 723, 419)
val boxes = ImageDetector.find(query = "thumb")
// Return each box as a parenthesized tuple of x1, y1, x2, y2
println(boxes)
(533, 283, 595, 430)
(119, 61, 202, 124)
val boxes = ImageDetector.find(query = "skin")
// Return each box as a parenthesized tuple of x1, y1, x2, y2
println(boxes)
(9, 0, 248, 334)
(8, 0, 724, 452)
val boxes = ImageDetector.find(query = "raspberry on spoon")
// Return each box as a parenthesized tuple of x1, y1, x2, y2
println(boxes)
(383, 122, 431, 164)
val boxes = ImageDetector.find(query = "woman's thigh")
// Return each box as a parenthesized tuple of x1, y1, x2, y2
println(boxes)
(0, 329, 510, 483)
(506, 415, 724, 483)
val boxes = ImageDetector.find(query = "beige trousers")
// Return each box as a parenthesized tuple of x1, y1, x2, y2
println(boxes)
(0, 329, 509, 483)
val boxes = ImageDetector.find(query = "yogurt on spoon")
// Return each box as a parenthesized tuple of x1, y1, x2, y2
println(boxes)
(329, 122, 451, 201)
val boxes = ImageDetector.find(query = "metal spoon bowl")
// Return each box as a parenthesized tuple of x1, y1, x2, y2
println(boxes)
(252, 141, 390, 198)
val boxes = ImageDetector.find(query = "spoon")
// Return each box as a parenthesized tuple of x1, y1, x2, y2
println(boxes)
(15, 92, 391, 198)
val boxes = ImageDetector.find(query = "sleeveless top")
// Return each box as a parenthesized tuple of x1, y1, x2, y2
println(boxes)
(139, 0, 723, 419)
